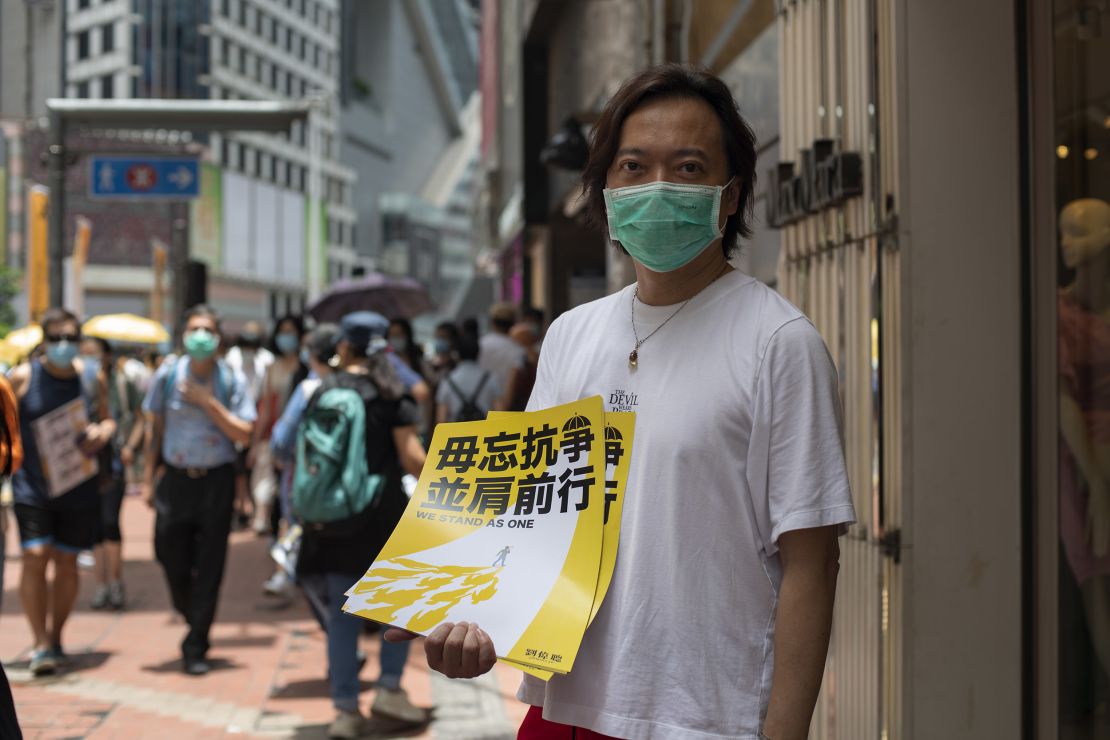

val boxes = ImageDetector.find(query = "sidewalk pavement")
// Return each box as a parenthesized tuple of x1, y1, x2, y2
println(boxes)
(2, 494, 529, 739)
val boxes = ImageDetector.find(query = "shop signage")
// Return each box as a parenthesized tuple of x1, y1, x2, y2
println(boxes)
(766, 139, 863, 228)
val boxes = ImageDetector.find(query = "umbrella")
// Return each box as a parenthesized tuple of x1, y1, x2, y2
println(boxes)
(307, 273, 435, 323)
(83, 313, 171, 345)
(0, 324, 43, 365)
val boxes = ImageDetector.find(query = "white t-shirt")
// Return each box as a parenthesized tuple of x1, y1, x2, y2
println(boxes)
(479, 331, 527, 392)
(518, 270, 855, 740)
(436, 360, 502, 421)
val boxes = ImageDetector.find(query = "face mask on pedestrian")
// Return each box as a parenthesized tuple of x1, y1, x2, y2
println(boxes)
(184, 328, 219, 361)
(45, 340, 79, 368)
(389, 337, 408, 354)
(275, 332, 299, 356)
(433, 338, 451, 355)
(603, 177, 735, 273)
(80, 354, 102, 373)
(299, 347, 311, 366)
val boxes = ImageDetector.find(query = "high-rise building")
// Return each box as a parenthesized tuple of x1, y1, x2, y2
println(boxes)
(1, 0, 357, 324)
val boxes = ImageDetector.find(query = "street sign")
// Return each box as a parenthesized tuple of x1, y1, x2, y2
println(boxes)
(88, 156, 200, 200)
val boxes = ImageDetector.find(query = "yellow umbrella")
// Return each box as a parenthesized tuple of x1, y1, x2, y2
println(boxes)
(0, 324, 43, 365)
(83, 314, 170, 346)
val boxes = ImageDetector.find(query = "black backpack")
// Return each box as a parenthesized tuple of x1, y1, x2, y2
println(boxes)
(446, 372, 490, 422)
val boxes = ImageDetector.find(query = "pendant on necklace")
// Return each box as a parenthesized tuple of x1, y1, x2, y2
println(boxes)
(628, 349, 638, 369)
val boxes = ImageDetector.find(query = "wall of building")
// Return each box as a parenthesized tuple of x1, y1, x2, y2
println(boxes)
(0, 0, 62, 120)
(339, 0, 472, 269)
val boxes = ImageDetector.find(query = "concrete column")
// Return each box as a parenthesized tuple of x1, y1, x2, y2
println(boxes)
(898, 0, 1023, 737)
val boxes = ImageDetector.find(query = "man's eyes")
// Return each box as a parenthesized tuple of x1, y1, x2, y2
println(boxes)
(679, 162, 703, 174)
(619, 161, 642, 172)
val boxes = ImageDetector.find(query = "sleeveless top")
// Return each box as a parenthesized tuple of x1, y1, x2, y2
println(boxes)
(11, 360, 99, 509)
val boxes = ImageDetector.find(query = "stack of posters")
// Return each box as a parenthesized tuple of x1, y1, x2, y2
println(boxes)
(342, 396, 635, 679)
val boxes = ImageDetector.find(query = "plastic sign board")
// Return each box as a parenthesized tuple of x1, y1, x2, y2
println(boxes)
(88, 156, 200, 200)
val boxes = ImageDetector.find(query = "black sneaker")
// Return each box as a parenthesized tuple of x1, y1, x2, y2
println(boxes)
(183, 657, 210, 676)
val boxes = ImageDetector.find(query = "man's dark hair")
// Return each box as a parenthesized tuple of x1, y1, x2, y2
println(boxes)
(182, 304, 221, 332)
(461, 317, 480, 339)
(581, 63, 758, 258)
(523, 306, 544, 325)
(41, 307, 80, 334)
(456, 334, 480, 362)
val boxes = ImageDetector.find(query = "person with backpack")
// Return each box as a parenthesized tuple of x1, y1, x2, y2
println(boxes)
(292, 312, 428, 738)
(8, 308, 116, 677)
(141, 304, 257, 676)
(435, 333, 503, 425)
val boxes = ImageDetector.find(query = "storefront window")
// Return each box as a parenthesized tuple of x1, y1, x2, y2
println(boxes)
(1055, 2, 1110, 736)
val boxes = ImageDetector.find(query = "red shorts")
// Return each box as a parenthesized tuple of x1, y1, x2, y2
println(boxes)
(518, 705, 619, 739)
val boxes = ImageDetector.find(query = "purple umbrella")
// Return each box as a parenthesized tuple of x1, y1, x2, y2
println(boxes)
(307, 273, 435, 322)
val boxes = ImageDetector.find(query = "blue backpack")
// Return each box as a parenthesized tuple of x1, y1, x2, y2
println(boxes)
(292, 373, 385, 535)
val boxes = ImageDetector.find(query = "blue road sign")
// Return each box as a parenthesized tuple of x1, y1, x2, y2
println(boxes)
(88, 156, 200, 200)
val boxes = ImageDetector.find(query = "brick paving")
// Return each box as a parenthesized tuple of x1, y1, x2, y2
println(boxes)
(2, 495, 529, 739)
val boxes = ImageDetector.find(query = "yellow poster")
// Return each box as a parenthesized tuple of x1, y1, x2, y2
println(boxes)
(27, 186, 49, 323)
(490, 409, 636, 680)
(344, 396, 607, 674)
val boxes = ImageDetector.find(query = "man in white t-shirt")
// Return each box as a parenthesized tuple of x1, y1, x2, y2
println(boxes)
(479, 302, 527, 393)
(388, 64, 855, 740)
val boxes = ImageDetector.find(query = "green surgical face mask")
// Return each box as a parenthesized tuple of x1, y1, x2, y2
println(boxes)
(184, 328, 219, 360)
(603, 178, 733, 273)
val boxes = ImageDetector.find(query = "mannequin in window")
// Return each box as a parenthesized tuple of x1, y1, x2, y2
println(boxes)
(1058, 197, 1110, 688)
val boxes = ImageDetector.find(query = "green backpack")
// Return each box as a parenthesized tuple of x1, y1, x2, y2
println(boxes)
(292, 374, 385, 535)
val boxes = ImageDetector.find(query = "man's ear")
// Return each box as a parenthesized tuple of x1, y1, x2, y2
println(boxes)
(723, 178, 741, 217)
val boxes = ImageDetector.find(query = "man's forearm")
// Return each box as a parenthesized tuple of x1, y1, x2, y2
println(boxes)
(761, 555, 839, 740)
(201, 398, 253, 447)
(143, 414, 162, 482)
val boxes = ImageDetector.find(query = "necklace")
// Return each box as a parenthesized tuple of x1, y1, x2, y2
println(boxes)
(629, 266, 731, 369)
(628, 289, 692, 369)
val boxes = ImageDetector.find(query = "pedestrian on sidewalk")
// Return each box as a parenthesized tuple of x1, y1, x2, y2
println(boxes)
(82, 337, 144, 612)
(0, 369, 24, 614)
(141, 304, 257, 676)
(225, 320, 273, 529)
(293, 312, 428, 738)
(0, 373, 22, 738)
(435, 334, 502, 424)
(478, 302, 526, 394)
(250, 314, 305, 542)
(390, 64, 856, 740)
(9, 308, 116, 677)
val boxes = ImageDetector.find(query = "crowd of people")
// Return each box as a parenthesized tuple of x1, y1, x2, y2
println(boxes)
(0, 300, 545, 738)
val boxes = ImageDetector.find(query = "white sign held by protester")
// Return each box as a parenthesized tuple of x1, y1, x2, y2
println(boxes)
(32, 398, 98, 498)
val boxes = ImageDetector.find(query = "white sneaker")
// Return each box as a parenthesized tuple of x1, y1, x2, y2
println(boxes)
(370, 687, 426, 724)
(327, 709, 367, 739)
(262, 570, 290, 597)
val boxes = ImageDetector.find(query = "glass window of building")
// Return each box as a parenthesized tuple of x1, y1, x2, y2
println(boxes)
(102, 22, 115, 54)
(1054, 0, 1110, 736)
(271, 18, 280, 45)
(78, 0, 90, 9)
(220, 37, 230, 65)
(239, 47, 247, 74)
(76, 80, 89, 98)
(221, 0, 229, 17)
(286, 27, 294, 52)
(77, 30, 90, 60)
(101, 74, 113, 99)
